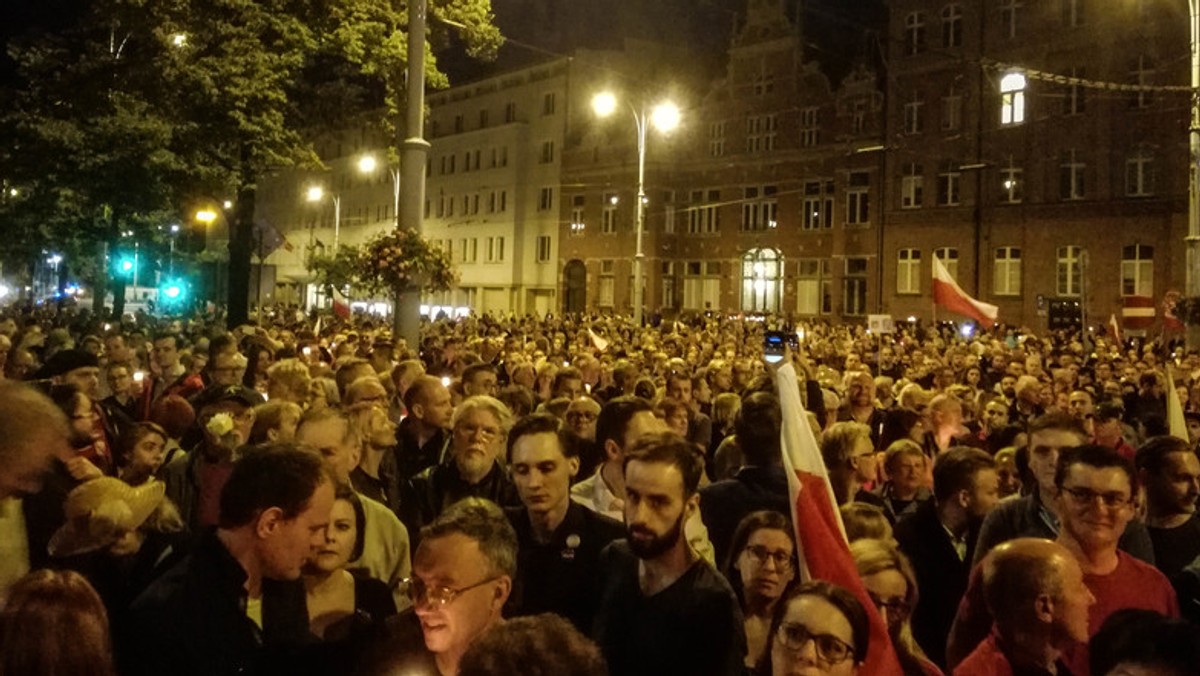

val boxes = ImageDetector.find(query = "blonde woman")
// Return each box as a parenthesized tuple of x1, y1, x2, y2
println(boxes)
(850, 538, 942, 676)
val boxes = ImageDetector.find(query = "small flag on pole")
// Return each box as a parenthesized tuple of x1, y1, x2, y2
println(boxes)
(774, 363, 904, 676)
(587, 327, 609, 352)
(1108, 313, 1122, 346)
(1166, 364, 1188, 441)
(932, 257, 998, 328)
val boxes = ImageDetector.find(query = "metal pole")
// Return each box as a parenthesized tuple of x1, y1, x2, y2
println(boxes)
(1188, 0, 1200, 349)
(396, 0, 429, 348)
(392, 168, 401, 224)
(633, 109, 647, 326)
(334, 195, 341, 250)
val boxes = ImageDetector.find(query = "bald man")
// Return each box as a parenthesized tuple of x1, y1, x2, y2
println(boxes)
(955, 538, 1094, 675)
(395, 375, 453, 479)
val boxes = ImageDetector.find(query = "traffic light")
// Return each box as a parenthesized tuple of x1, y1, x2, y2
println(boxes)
(158, 278, 188, 312)
(112, 253, 137, 279)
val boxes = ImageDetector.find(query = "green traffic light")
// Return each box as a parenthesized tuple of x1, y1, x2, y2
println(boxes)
(121, 260, 134, 272)
(164, 285, 182, 300)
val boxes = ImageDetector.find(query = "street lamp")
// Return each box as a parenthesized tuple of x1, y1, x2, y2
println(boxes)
(1187, 0, 1200, 348)
(358, 153, 401, 226)
(306, 185, 342, 249)
(591, 91, 681, 326)
(195, 209, 217, 224)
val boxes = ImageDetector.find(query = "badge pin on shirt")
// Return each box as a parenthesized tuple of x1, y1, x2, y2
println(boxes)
(562, 533, 581, 560)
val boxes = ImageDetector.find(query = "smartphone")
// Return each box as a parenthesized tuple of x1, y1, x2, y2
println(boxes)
(764, 331, 788, 364)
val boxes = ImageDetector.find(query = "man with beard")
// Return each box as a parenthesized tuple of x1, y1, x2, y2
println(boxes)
(396, 376, 453, 480)
(592, 432, 745, 676)
(503, 414, 623, 631)
(1135, 436, 1200, 580)
(837, 371, 885, 447)
(895, 446, 1000, 670)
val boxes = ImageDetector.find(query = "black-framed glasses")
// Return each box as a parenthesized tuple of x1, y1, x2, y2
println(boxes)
(398, 576, 499, 607)
(743, 544, 794, 569)
(776, 622, 855, 664)
(868, 592, 912, 622)
(1060, 486, 1131, 508)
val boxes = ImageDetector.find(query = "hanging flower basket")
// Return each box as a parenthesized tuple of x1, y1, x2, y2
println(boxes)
(306, 229, 457, 301)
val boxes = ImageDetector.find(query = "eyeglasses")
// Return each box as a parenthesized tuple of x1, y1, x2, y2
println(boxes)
(776, 622, 855, 664)
(743, 545, 794, 569)
(398, 575, 499, 607)
(1060, 486, 1131, 508)
(868, 593, 911, 622)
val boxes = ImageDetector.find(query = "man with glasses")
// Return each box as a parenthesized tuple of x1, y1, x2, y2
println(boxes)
(947, 445, 1179, 672)
(461, 363, 499, 399)
(972, 413, 1154, 568)
(592, 432, 745, 676)
(564, 396, 602, 480)
(359, 498, 516, 676)
(957, 538, 1095, 675)
(503, 413, 623, 632)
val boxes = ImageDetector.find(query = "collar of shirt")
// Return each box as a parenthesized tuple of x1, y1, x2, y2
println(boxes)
(941, 521, 969, 561)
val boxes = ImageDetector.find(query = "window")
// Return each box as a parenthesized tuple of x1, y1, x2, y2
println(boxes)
(851, 100, 867, 135)
(598, 261, 615, 308)
(844, 258, 869, 316)
(937, 164, 961, 206)
(994, 247, 1022, 296)
(538, 187, 554, 212)
(797, 259, 832, 315)
(661, 262, 677, 309)
(1060, 149, 1086, 201)
(479, 109, 489, 128)
(663, 190, 676, 234)
(942, 87, 962, 131)
(570, 195, 585, 236)
(1000, 72, 1026, 125)
(935, 248, 959, 280)
(1126, 147, 1155, 197)
(901, 163, 924, 209)
(486, 236, 505, 263)
(454, 114, 464, 133)
(742, 248, 783, 313)
(897, 249, 922, 295)
(942, 4, 963, 47)
(459, 238, 469, 263)
(742, 186, 778, 231)
(1131, 55, 1154, 109)
(1000, 165, 1024, 203)
(1057, 245, 1083, 296)
(602, 192, 618, 234)
(504, 102, 517, 123)
(1063, 0, 1085, 27)
(490, 146, 508, 168)
(801, 181, 833, 230)
(543, 92, 556, 116)
(746, 114, 777, 152)
(846, 172, 870, 226)
(536, 234, 553, 259)
(687, 189, 720, 235)
(468, 238, 479, 263)
(800, 107, 820, 147)
(905, 12, 927, 55)
(1063, 67, 1086, 115)
(903, 95, 924, 134)
(752, 72, 774, 96)
(539, 140, 555, 164)
(683, 261, 722, 311)
(1000, 0, 1021, 39)
(1121, 244, 1154, 297)
(709, 121, 726, 157)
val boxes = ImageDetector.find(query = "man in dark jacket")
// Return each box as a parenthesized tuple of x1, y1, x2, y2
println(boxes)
(124, 445, 334, 676)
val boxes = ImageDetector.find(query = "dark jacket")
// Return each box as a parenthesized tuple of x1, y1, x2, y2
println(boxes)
(405, 460, 520, 540)
(395, 417, 447, 481)
(895, 500, 980, 669)
(123, 530, 314, 676)
(698, 464, 791, 566)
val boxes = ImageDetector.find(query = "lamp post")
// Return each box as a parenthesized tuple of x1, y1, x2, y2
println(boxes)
(306, 185, 341, 249)
(592, 91, 681, 326)
(1188, 0, 1200, 348)
(358, 154, 401, 226)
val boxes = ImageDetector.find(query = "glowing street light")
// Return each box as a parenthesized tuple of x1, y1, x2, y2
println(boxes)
(307, 185, 342, 249)
(195, 209, 217, 224)
(590, 90, 682, 326)
(357, 153, 401, 226)
(305, 186, 325, 203)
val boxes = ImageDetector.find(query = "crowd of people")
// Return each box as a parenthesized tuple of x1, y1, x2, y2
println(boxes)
(1, 303, 1200, 675)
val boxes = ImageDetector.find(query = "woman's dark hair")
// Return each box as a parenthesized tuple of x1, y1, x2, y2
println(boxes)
(758, 580, 871, 674)
(458, 613, 607, 676)
(1089, 609, 1200, 676)
(116, 421, 168, 463)
(242, 339, 274, 388)
(334, 481, 367, 562)
(878, 408, 922, 452)
(0, 569, 117, 676)
(721, 510, 794, 605)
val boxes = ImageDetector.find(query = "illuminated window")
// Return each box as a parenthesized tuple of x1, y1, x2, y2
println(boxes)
(1000, 72, 1026, 125)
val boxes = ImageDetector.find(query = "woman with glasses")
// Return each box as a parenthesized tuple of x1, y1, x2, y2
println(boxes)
(758, 580, 868, 676)
(304, 483, 396, 665)
(722, 511, 796, 668)
(850, 538, 942, 676)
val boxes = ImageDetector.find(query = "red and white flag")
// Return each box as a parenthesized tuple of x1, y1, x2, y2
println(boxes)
(1163, 290, 1185, 332)
(1108, 313, 1122, 345)
(932, 257, 998, 328)
(332, 289, 351, 320)
(1122, 295, 1155, 329)
(775, 363, 903, 676)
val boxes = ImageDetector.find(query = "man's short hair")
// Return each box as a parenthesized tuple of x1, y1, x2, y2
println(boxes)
(596, 396, 654, 450)
(551, 367, 582, 393)
(1135, 436, 1195, 476)
(403, 375, 444, 413)
(932, 446, 995, 504)
(218, 444, 331, 529)
(820, 422, 872, 470)
(249, 400, 303, 445)
(463, 363, 497, 386)
(982, 540, 1064, 628)
(267, 358, 311, 395)
(458, 613, 606, 676)
(1028, 411, 1089, 440)
(506, 413, 575, 463)
(1054, 444, 1137, 493)
(622, 432, 704, 498)
(151, 332, 180, 348)
(883, 439, 926, 475)
(297, 406, 358, 447)
(734, 392, 781, 467)
(421, 498, 517, 578)
(334, 358, 372, 397)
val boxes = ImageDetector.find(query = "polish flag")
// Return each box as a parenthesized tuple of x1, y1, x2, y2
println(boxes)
(332, 289, 351, 320)
(1122, 295, 1156, 329)
(775, 363, 904, 676)
(1108, 313, 1122, 345)
(932, 256, 998, 328)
